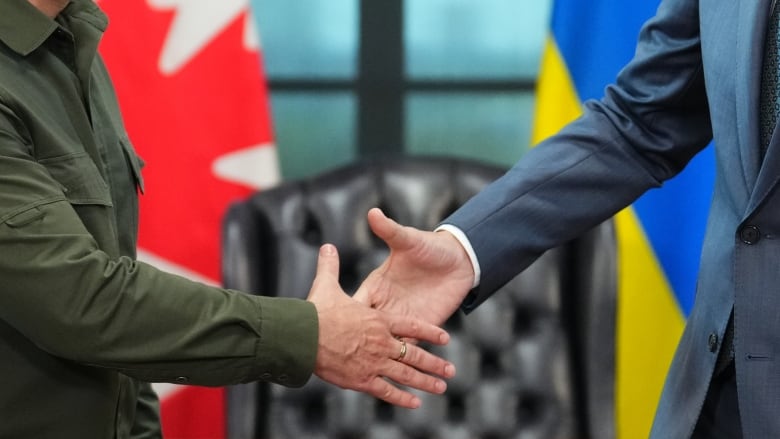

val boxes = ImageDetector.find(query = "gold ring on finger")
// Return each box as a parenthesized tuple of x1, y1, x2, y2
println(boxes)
(395, 340, 407, 361)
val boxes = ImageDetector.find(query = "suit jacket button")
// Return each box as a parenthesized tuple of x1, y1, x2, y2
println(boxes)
(739, 225, 761, 244)
(174, 376, 189, 384)
(708, 333, 718, 352)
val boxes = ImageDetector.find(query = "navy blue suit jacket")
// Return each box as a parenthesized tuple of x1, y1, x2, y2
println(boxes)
(447, 0, 780, 437)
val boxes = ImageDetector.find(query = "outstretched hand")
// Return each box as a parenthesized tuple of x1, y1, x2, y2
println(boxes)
(307, 243, 456, 409)
(353, 208, 476, 328)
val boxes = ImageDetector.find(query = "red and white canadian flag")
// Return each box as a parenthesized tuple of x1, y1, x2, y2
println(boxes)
(99, 1, 279, 437)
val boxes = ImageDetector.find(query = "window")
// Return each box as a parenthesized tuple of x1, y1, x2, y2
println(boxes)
(252, 0, 552, 179)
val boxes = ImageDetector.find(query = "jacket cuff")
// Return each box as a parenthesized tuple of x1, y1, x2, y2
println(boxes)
(254, 297, 318, 388)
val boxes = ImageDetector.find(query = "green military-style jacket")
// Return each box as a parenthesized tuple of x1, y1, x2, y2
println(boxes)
(0, 1, 318, 437)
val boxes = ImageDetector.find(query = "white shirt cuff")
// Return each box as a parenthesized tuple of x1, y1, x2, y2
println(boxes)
(434, 224, 481, 289)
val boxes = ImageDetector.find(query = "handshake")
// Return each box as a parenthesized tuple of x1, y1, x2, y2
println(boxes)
(306, 208, 476, 408)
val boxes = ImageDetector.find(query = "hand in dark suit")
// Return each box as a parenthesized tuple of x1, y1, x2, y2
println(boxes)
(354, 208, 474, 329)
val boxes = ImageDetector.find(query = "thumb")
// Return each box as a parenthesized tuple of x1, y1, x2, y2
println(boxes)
(307, 244, 341, 301)
(367, 207, 411, 251)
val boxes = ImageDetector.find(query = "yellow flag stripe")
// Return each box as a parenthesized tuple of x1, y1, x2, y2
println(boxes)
(531, 38, 583, 145)
(533, 36, 686, 438)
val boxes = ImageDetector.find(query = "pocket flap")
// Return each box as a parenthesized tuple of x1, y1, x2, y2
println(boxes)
(120, 139, 145, 194)
(39, 152, 113, 206)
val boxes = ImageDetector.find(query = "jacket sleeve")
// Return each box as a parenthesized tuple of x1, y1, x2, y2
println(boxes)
(0, 115, 318, 388)
(447, 0, 712, 311)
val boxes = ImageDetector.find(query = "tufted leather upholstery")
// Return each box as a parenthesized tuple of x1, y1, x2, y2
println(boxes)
(221, 156, 617, 439)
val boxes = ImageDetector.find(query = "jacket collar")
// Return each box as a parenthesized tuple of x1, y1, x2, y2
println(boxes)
(0, 0, 107, 56)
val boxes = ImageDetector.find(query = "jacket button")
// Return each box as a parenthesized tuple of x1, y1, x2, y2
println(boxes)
(174, 376, 189, 384)
(739, 225, 761, 245)
(708, 333, 719, 353)
(261, 373, 272, 380)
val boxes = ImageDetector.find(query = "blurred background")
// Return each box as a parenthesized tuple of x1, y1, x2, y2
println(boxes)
(255, 0, 549, 179)
(98, 0, 715, 438)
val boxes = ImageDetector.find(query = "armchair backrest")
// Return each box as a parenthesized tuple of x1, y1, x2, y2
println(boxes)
(221, 156, 616, 439)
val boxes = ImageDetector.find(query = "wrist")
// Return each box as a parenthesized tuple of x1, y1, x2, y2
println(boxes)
(434, 225, 480, 288)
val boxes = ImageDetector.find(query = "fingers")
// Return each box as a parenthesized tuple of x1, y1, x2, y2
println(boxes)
(386, 313, 450, 346)
(379, 315, 452, 375)
(393, 340, 456, 380)
(364, 342, 452, 408)
(314, 244, 340, 283)
(366, 377, 422, 409)
(367, 208, 411, 250)
(395, 339, 408, 361)
(365, 341, 451, 408)
(307, 244, 342, 302)
(310, 239, 458, 409)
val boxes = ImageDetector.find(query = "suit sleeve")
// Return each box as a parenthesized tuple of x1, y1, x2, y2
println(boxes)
(446, 0, 712, 311)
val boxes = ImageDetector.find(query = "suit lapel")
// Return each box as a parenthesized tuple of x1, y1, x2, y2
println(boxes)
(746, 0, 780, 214)
(736, 0, 770, 197)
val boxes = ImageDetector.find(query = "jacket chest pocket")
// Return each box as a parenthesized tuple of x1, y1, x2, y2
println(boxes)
(39, 152, 113, 207)
(39, 152, 119, 255)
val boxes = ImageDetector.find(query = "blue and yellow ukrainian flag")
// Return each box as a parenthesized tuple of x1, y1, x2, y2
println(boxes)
(532, 1, 716, 437)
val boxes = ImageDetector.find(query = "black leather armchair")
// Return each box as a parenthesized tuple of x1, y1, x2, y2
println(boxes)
(221, 156, 617, 439)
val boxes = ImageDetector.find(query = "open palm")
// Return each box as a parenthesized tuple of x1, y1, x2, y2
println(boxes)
(354, 208, 476, 328)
